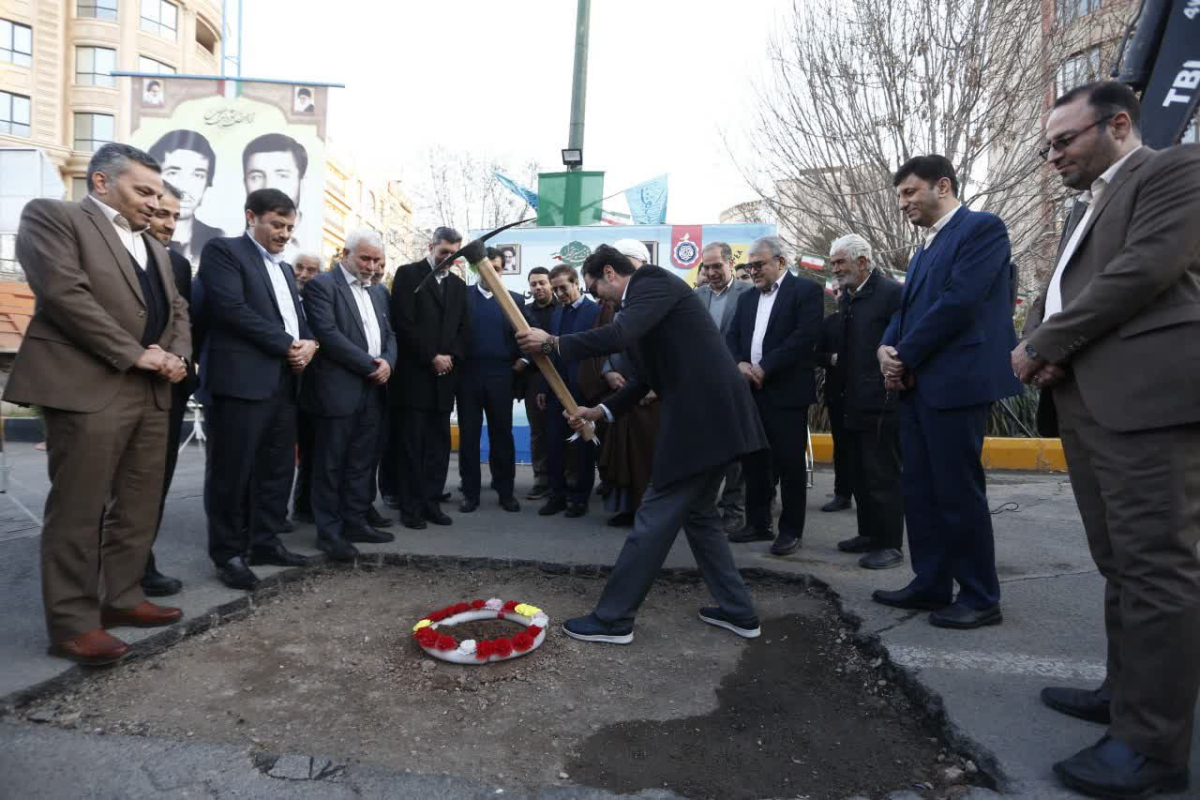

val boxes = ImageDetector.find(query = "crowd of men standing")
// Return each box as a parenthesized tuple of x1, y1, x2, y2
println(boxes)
(4, 77, 1198, 800)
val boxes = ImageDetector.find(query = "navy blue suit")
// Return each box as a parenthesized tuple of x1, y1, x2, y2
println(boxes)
(197, 234, 311, 566)
(545, 296, 602, 506)
(727, 271, 824, 538)
(881, 206, 1021, 609)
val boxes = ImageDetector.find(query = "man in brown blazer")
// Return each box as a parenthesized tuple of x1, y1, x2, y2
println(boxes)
(4, 143, 192, 666)
(1013, 81, 1200, 799)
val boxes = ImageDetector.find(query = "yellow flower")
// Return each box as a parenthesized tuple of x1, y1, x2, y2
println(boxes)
(413, 619, 433, 631)
(514, 603, 542, 617)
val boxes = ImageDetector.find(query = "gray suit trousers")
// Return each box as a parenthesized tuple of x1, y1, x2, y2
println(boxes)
(594, 463, 757, 627)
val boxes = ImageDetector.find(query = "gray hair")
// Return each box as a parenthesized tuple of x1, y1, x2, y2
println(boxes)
(161, 181, 183, 201)
(829, 234, 872, 264)
(293, 251, 322, 266)
(703, 241, 733, 262)
(750, 236, 785, 261)
(344, 227, 383, 255)
(86, 142, 160, 194)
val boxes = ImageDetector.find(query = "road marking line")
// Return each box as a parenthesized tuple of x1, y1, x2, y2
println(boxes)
(889, 646, 1106, 681)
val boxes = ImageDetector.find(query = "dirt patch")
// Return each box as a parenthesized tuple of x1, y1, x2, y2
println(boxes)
(15, 565, 978, 798)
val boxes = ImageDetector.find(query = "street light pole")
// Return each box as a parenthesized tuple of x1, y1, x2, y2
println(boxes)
(567, 0, 590, 173)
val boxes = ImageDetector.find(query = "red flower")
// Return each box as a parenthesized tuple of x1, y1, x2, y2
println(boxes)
(470, 599, 486, 609)
(476, 640, 495, 659)
(492, 638, 514, 657)
(502, 600, 519, 612)
(513, 632, 534, 652)
(416, 629, 438, 648)
(429, 610, 446, 622)
(452, 602, 470, 614)
(436, 634, 457, 651)
(526, 625, 543, 637)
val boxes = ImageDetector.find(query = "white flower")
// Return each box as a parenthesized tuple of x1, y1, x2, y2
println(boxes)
(531, 613, 550, 628)
(484, 598, 504, 610)
(457, 639, 477, 655)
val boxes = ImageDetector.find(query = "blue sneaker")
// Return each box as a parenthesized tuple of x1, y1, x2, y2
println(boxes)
(562, 613, 634, 645)
(698, 607, 761, 639)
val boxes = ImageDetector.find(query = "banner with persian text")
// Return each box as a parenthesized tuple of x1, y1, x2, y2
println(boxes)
(128, 76, 329, 270)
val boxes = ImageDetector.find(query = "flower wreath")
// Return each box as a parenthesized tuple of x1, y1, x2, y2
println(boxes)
(412, 598, 549, 665)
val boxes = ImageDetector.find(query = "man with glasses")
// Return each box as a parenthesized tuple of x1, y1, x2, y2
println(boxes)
(695, 242, 753, 533)
(727, 237, 823, 556)
(1014, 81, 1200, 800)
(873, 155, 1020, 628)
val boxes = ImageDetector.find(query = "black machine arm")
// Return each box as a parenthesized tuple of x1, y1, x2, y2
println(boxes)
(1112, 0, 1200, 147)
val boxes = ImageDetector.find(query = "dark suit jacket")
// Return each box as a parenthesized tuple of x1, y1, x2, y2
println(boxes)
(818, 309, 844, 408)
(695, 278, 754, 335)
(881, 207, 1022, 409)
(1022, 145, 1200, 433)
(545, 296, 602, 395)
(835, 270, 904, 424)
(390, 258, 468, 412)
(727, 271, 824, 408)
(166, 248, 199, 398)
(558, 265, 768, 489)
(300, 268, 397, 417)
(196, 234, 310, 401)
(4, 198, 191, 413)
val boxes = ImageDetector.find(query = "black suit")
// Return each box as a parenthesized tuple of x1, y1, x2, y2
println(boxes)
(300, 268, 397, 543)
(292, 287, 315, 520)
(388, 259, 468, 518)
(197, 234, 310, 565)
(833, 271, 905, 551)
(818, 310, 852, 499)
(559, 265, 768, 627)
(728, 272, 824, 538)
(367, 282, 391, 508)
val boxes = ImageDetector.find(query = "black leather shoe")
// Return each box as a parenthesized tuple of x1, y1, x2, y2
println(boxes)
(721, 514, 745, 534)
(248, 543, 311, 568)
(344, 525, 394, 544)
(539, 497, 568, 516)
(607, 511, 635, 527)
(728, 524, 774, 543)
(526, 485, 549, 501)
(216, 557, 260, 591)
(769, 532, 800, 556)
(872, 585, 951, 611)
(565, 503, 587, 518)
(280, 519, 296, 533)
(316, 537, 359, 563)
(837, 535, 874, 553)
(382, 494, 401, 510)
(929, 602, 1002, 629)
(499, 496, 521, 513)
(459, 498, 479, 513)
(424, 507, 452, 526)
(438, 491, 452, 503)
(400, 514, 427, 530)
(821, 495, 852, 512)
(860, 548, 904, 570)
(141, 567, 183, 597)
(291, 509, 315, 524)
(1041, 686, 1111, 725)
(364, 506, 392, 528)
(1054, 736, 1189, 799)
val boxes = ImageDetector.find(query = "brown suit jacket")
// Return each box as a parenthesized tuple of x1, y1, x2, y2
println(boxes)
(4, 197, 192, 413)
(1022, 144, 1200, 433)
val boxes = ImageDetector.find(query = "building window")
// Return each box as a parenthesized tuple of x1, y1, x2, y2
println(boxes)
(74, 112, 114, 151)
(1, 19, 33, 67)
(73, 177, 90, 199)
(138, 55, 175, 74)
(0, 91, 31, 137)
(76, 46, 117, 87)
(140, 0, 177, 38)
(1058, 46, 1101, 94)
(77, 0, 119, 22)
(0, 234, 18, 275)
(1057, 0, 1101, 23)
(195, 17, 218, 54)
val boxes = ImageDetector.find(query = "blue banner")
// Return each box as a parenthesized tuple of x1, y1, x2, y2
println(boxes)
(625, 175, 668, 225)
(495, 172, 539, 210)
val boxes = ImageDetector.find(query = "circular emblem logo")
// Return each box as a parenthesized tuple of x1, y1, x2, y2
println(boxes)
(673, 239, 699, 267)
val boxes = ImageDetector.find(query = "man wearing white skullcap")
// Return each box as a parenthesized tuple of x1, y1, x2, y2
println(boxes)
(612, 239, 651, 267)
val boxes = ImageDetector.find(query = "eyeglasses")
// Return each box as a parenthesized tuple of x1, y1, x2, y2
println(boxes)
(1038, 114, 1113, 161)
(745, 260, 768, 272)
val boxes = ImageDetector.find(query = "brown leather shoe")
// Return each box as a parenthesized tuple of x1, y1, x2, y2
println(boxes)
(49, 629, 129, 666)
(101, 601, 183, 629)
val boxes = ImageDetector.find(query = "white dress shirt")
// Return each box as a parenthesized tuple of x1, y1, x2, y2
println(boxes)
(249, 235, 301, 340)
(339, 263, 382, 357)
(87, 195, 148, 269)
(750, 271, 788, 366)
(1042, 147, 1142, 320)
(922, 203, 961, 249)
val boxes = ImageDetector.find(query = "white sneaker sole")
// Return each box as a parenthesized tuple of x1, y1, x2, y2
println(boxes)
(698, 612, 761, 639)
(562, 624, 633, 645)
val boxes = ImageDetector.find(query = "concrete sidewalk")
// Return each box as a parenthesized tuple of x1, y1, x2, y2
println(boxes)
(0, 441, 1194, 798)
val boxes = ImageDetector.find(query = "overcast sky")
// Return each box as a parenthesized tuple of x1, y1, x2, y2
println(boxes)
(239, 0, 790, 224)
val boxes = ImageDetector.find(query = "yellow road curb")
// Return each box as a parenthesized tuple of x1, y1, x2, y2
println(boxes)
(809, 433, 1066, 472)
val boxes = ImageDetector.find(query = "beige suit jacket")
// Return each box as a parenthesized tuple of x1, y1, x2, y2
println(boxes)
(4, 197, 192, 413)
(1022, 144, 1200, 432)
